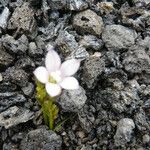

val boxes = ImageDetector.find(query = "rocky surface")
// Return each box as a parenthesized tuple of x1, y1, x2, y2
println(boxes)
(20, 128, 62, 150)
(0, 92, 26, 112)
(58, 86, 87, 112)
(0, 7, 10, 29)
(82, 55, 105, 88)
(0, 44, 14, 67)
(1, 34, 29, 54)
(7, 2, 37, 38)
(0, 106, 34, 129)
(73, 9, 104, 36)
(0, 0, 150, 150)
(102, 25, 137, 51)
(114, 118, 135, 146)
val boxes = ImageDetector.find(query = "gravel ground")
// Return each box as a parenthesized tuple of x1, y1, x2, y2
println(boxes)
(0, 0, 150, 150)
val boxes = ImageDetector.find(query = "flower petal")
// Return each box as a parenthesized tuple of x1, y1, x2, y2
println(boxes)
(60, 59, 80, 77)
(34, 67, 49, 84)
(46, 83, 61, 97)
(45, 49, 61, 73)
(60, 77, 79, 90)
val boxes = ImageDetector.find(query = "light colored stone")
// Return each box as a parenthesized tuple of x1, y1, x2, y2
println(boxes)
(0, 7, 10, 29)
(8, 2, 37, 38)
(73, 9, 104, 36)
(0, 73, 2, 82)
(58, 86, 87, 112)
(102, 25, 137, 51)
(114, 118, 135, 146)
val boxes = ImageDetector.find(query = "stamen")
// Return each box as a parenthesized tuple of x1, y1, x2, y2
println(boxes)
(49, 76, 57, 84)
(50, 71, 62, 83)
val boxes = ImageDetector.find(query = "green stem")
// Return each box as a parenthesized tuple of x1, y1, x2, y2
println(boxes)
(42, 106, 48, 126)
(49, 108, 54, 130)
(35, 80, 59, 130)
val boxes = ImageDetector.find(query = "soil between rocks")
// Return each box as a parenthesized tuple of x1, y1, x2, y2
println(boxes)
(0, 0, 150, 150)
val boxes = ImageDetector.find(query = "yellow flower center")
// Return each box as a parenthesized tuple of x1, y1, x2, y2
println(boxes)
(49, 71, 62, 83)
(48, 76, 57, 84)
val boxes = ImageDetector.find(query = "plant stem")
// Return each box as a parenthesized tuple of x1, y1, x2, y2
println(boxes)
(49, 108, 54, 130)
(42, 106, 48, 126)
(42, 98, 58, 130)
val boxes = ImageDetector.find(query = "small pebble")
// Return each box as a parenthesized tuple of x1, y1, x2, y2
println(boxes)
(143, 134, 150, 144)
(0, 73, 3, 82)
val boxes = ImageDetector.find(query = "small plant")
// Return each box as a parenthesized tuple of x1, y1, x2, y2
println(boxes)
(34, 45, 81, 130)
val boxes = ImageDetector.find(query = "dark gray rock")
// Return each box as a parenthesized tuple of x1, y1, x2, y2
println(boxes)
(0, 92, 26, 112)
(134, 108, 150, 131)
(20, 128, 62, 150)
(0, 0, 10, 6)
(1, 128, 7, 142)
(15, 57, 35, 71)
(96, 80, 140, 113)
(103, 68, 127, 83)
(47, 0, 67, 10)
(138, 36, 150, 52)
(104, 51, 122, 68)
(56, 30, 89, 60)
(137, 73, 150, 85)
(82, 56, 105, 88)
(114, 118, 135, 146)
(0, 82, 17, 92)
(67, 46, 89, 60)
(38, 22, 56, 38)
(3, 67, 29, 87)
(123, 45, 150, 74)
(28, 42, 43, 57)
(79, 35, 104, 51)
(0, 106, 34, 129)
(21, 82, 34, 97)
(102, 14, 116, 25)
(102, 25, 137, 51)
(133, 0, 150, 5)
(120, 4, 150, 31)
(56, 30, 78, 56)
(79, 145, 93, 150)
(78, 104, 95, 132)
(41, 0, 49, 12)
(58, 86, 87, 112)
(49, 11, 59, 20)
(143, 99, 150, 109)
(8, 2, 37, 38)
(0, 7, 10, 29)
(2, 34, 28, 54)
(29, 0, 42, 7)
(73, 9, 104, 36)
(2, 142, 19, 150)
(11, 132, 24, 143)
(0, 44, 14, 67)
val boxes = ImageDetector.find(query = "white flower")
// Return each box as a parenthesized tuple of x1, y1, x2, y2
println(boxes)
(34, 46, 81, 97)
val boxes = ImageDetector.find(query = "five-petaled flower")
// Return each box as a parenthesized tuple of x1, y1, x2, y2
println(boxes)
(34, 45, 81, 97)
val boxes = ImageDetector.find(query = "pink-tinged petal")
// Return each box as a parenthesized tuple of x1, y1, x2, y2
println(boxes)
(46, 83, 61, 97)
(34, 67, 49, 84)
(60, 59, 80, 77)
(45, 50, 61, 73)
(60, 77, 79, 90)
